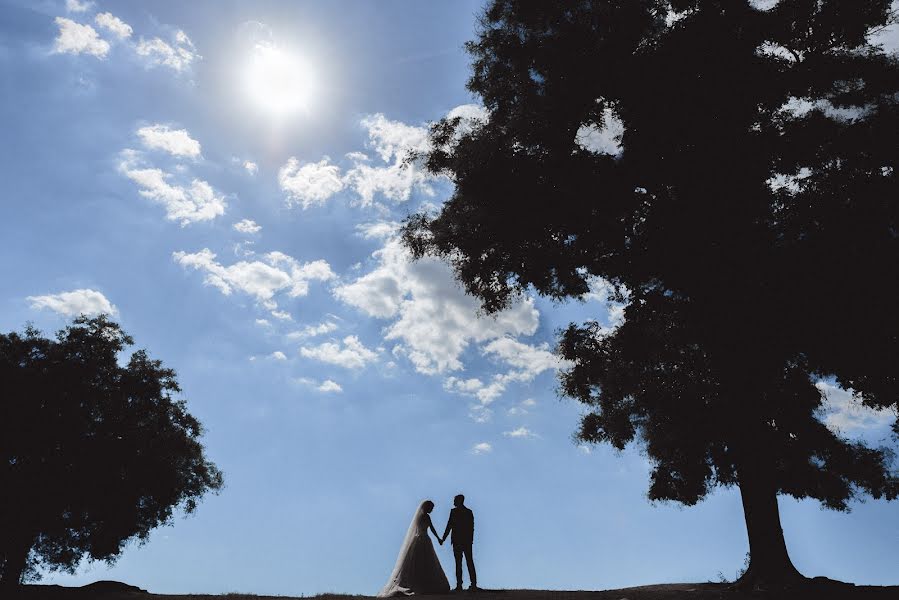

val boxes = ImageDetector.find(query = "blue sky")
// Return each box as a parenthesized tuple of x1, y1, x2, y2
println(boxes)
(1, 0, 898, 595)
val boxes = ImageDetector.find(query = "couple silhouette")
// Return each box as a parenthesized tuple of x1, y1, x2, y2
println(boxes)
(378, 495, 478, 596)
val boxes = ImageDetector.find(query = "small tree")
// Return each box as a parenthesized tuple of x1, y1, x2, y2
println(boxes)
(405, 0, 899, 588)
(0, 315, 223, 587)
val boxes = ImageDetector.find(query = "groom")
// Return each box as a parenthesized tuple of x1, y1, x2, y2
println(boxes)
(440, 494, 477, 592)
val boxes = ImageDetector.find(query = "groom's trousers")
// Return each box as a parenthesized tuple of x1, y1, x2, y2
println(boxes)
(452, 543, 476, 589)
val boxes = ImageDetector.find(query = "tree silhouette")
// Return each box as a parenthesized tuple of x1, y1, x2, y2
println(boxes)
(404, 0, 899, 589)
(0, 316, 223, 587)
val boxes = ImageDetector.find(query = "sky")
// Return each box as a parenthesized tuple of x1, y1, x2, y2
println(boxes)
(1, 0, 898, 596)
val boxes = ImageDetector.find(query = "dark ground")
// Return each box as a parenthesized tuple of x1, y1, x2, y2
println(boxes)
(8, 581, 899, 600)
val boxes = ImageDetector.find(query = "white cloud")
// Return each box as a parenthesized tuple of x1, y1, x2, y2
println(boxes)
(483, 337, 566, 379)
(355, 221, 400, 240)
(584, 276, 627, 330)
(233, 219, 262, 234)
(299, 335, 379, 370)
(816, 381, 894, 435)
(255, 318, 271, 327)
(66, 0, 93, 13)
(575, 108, 624, 156)
(472, 442, 493, 455)
(244, 161, 258, 175)
(119, 152, 225, 226)
(334, 237, 539, 375)
(444, 377, 485, 395)
(136, 31, 199, 72)
(270, 310, 292, 321)
(137, 124, 201, 158)
(317, 380, 343, 393)
(287, 321, 338, 340)
(446, 103, 489, 124)
(508, 398, 537, 416)
(173, 248, 335, 311)
(270, 351, 287, 361)
(27, 289, 117, 317)
(344, 114, 433, 206)
(279, 157, 345, 209)
(294, 377, 344, 393)
(441, 340, 566, 406)
(53, 17, 110, 58)
(469, 404, 493, 423)
(503, 426, 538, 439)
(94, 12, 132, 40)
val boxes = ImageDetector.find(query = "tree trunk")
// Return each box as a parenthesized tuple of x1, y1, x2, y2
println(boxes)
(0, 535, 33, 588)
(735, 456, 804, 590)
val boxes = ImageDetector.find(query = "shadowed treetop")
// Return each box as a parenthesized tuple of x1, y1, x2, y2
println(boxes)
(0, 315, 223, 586)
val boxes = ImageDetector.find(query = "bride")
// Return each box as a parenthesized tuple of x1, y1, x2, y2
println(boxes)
(379, 500, 450, 596)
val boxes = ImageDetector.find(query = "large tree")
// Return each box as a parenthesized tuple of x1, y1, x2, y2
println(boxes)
(404, 0, 899, 588)
(0, 316, 223, 587)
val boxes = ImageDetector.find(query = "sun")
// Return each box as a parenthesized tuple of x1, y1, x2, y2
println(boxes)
(243, 44, 315, 117)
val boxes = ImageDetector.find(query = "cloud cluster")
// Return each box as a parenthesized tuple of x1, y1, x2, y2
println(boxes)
(136, 31, 199, 72)
(173, 248, 335, 317)
(575, 107, 624, 156)
(119, 150, 226, 226)
(27, 288, 117, 317)
(53, 17, 110, 58)
(817, 381, 894, 435)
(52, 9, 199, 73)
(277, 106, 486, 210)
(279, 157, 345, 209)
(299, 335, 379, 370)
(335, 237, 539, 375)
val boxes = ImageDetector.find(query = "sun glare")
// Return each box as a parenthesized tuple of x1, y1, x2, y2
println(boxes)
(244, 44, 315, 117)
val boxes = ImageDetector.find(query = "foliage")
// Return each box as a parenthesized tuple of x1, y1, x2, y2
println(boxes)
(0, 315, 223, 584)
(404, 0, 899, 583)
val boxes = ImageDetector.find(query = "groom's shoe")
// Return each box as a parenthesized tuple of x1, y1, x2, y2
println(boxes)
(469, 586, 480, 593)
(454, 586, 464, 592)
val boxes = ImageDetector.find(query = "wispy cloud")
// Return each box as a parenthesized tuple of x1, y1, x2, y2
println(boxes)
(472, 442, 493, 455)
(503, 426, 538, 439)
(65, 0, 93, 13)
(287, 321, 338, 340)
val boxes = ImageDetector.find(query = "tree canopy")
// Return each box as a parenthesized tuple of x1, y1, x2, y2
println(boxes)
(404, 0, 899, 587)
(0, 315, 223, 586)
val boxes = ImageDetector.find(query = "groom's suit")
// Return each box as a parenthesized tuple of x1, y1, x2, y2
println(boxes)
(443, 506, 476, 589)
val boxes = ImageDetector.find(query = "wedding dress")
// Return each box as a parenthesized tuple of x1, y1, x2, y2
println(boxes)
(378, 501, 450, 596)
